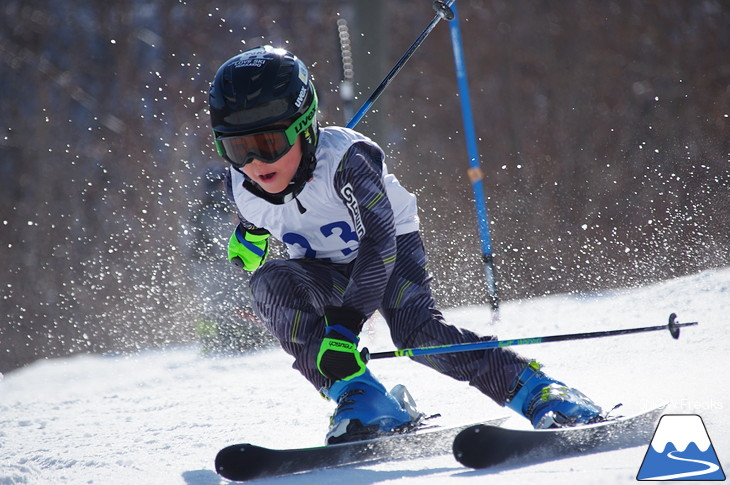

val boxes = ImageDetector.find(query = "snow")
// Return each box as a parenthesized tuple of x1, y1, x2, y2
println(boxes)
(1, 267, 729, 485)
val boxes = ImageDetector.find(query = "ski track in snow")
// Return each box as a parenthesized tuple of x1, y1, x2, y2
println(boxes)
(1, 267, 728, 484)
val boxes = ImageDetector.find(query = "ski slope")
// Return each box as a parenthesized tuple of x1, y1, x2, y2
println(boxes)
(1, 267, 728, 484)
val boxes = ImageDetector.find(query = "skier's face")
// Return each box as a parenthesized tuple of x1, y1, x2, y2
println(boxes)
(241, 136, 303, 194)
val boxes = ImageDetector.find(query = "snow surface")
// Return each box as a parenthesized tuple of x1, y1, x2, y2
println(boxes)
(1, 267, 729, 485)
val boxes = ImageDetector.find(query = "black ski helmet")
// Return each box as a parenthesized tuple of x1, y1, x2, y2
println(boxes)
(209, 46, 319, 201)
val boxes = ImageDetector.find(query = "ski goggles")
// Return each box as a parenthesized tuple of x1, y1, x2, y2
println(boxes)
(216, 90, 317, 167)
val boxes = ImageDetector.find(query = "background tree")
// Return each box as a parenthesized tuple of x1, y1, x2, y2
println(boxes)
(1, 0, 727, 373)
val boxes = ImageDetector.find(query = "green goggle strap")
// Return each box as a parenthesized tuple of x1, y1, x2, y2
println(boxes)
(284, 86, 318, 145)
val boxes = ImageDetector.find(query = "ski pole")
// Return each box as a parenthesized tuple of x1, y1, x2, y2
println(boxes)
(447, 2, 500, 317)
(361, 313, 697, 362)
(346, 0, 455, 129)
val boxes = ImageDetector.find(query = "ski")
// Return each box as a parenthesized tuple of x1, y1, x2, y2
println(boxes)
(215, 417, 506, 481)
(453, 404, 667, 469)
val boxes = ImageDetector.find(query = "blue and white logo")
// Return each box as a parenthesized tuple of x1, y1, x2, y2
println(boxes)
(637, 414, 725, 481)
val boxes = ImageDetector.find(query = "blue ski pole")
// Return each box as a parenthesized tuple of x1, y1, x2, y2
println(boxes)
(447, 2, 500, 317)
(361, 314, 696, 361)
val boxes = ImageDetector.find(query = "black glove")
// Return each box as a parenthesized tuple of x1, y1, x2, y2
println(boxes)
(316, 306, 367, 381)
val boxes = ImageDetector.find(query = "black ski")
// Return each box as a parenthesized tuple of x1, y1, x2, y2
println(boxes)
(215, 417, 506, 481)
(453, 404, 666, 469)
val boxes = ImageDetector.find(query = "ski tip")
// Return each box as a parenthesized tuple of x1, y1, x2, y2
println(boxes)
(215, 443, 266, 482)
(452, 424, 501, 469)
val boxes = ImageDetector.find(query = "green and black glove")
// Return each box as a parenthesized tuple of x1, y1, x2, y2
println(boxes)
(317, 306, 367, 381)
(227, 224, 270, 271)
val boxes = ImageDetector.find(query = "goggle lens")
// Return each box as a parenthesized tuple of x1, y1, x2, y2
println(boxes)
(218, 130, 292, 167)
(216, 86, 317, 167)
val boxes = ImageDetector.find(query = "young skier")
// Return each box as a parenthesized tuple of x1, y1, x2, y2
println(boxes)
(208, 46, 603, 444)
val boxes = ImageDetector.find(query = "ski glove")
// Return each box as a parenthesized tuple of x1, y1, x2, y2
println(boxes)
(228, 224, 270, 271)
(317, 306, 367, 382)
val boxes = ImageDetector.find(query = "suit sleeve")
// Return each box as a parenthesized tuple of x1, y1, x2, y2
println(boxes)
(333, 141, 397, 318)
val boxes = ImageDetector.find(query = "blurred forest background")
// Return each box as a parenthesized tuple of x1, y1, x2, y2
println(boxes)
(1, 0, 728, 373)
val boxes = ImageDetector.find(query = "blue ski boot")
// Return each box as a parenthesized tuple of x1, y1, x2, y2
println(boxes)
(323, 369, 421, 444)
(505, 361, 603, 429)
